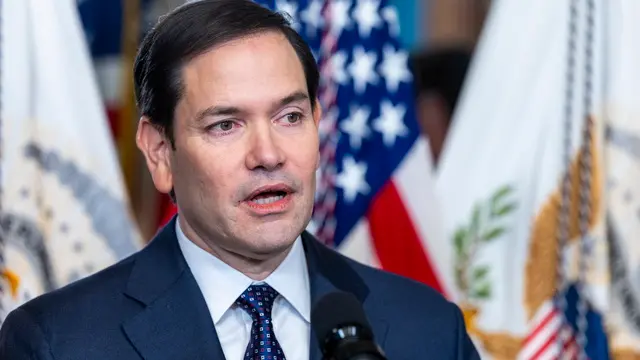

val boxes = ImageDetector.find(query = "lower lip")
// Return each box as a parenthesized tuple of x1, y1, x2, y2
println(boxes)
(243, 193, 293, 215)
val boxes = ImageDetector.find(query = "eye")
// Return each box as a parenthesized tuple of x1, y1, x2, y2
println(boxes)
(283, 112, 303, 124)
(206, 120, 239, 136)
(215, 120, 234, 131)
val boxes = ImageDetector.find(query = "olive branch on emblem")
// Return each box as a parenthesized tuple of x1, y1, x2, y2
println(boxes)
(453, 185, 517, 303)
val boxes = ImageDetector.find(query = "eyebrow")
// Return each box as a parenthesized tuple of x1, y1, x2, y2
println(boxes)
(193, 91, 310, 123)
(275, 91, 309, 110)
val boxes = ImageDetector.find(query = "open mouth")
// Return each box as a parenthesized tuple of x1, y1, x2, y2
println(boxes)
(248, 190, 288, 205)
(243, 184, 294, 212)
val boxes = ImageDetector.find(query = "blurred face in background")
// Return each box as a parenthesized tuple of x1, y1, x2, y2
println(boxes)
(139, 31, 321, 261)
(416, 91, 451, 167)
(410, 48, 470, 168)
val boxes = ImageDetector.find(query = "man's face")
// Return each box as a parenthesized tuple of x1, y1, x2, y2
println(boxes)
(141, 31, 321, 258)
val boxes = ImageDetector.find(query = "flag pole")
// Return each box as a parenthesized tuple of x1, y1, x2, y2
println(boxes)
(575, 0, 596, 355)
(0, 0, 6, 325)
(118, 0, 141, 213)
(0, 0, 16, 325)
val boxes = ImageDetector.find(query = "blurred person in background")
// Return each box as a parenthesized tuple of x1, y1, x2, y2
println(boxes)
(410, 48, 471, 168)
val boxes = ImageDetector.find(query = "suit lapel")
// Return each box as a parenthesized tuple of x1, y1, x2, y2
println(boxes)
(302, 232, 389, 360)
(121, 217, 225, 360)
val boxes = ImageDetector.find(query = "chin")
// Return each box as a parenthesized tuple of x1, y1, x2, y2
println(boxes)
(240, 236, 293, 258)
(243, 223, 302, 254)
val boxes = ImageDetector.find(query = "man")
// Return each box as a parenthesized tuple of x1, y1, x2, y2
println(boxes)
(0, 1, 480, 359)
(410, 48, 471, 168)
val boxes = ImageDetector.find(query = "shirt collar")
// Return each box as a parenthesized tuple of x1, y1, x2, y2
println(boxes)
(175, 217, 311, 324)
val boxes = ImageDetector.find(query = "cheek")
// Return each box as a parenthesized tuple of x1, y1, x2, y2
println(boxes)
(286, 135, 320, 176)
(197, 153, 241, 197)
(202, 166, 238, 197)
(174, 144, 231, 195)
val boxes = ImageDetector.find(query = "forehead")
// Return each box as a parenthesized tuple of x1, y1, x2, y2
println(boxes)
(180, 31, 307, 112)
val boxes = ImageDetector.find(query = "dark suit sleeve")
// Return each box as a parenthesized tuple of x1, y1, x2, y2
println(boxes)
(0, 307, 54, 360)
(453, 304, 481, 360)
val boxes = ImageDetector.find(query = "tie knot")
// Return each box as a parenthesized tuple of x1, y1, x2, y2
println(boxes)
(235, 284, 279, 319)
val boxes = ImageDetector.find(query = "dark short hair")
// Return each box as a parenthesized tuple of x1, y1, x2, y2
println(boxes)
(133, 0, 320, 147)
(410, 48, 471, 119)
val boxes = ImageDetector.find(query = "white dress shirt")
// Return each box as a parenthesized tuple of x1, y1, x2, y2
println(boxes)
(175, 219, 311, 360)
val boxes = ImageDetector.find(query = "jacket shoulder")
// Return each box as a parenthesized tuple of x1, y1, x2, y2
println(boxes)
(9, 250, 139, 324)
(303, 231, 452, 311)
(347, 255, 453, 308)
(0, 248, 152, 360)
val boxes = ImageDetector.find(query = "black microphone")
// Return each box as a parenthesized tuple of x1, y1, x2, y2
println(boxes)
(311, 291, 387, 360)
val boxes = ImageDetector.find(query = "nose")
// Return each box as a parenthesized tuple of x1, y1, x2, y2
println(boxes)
(245, 124, 286, 172)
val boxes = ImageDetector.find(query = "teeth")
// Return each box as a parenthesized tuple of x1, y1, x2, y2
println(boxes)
(252, 194, 285, 205)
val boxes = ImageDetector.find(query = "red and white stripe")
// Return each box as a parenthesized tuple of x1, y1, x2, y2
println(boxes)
(336, 137, 454, 298)
(518, 301, 581, 360)
(308, 0, 339, 245)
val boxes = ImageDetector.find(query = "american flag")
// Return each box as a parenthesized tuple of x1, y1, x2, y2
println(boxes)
(518, 282, 610, 360)
(519, 299, 581, 360)
(253, 0, 450, 294)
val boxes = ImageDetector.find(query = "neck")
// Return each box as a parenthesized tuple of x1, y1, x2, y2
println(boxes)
(178, 216, 292, 281)
(207, 242, 292, 281)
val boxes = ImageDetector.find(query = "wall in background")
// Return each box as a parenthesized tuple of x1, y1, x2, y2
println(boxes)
(390, 0, 422, 50)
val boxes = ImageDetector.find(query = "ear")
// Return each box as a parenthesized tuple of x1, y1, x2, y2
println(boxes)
(312, 98, 323, 128)
(136, 116, 173, 194)
(312, 99, 323, 170)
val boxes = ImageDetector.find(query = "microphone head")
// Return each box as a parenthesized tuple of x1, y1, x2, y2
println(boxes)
(311, 291, 372, 343)
(312, 291, 385, 360)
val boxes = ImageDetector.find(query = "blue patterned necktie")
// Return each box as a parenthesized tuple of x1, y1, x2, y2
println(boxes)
(235, 284, 287, 360)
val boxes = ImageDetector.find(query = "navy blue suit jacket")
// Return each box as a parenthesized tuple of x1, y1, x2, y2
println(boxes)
(0, 217, 480, 359)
